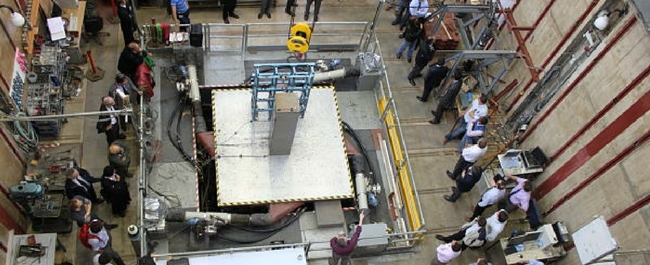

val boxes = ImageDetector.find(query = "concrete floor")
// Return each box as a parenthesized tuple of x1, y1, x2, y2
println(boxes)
(54, 1, 531, 265)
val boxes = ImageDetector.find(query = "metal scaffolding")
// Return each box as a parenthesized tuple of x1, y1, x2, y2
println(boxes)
(251, 63, 316, 121)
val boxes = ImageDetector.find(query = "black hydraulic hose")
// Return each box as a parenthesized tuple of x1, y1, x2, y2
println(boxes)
(341, 121, 376, 183)
(217, 209, 305, 244)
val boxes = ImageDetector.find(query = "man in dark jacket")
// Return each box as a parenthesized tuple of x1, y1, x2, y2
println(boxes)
(118, 0, 137, 46)
(65, 167, 103, 204)
(407, 37, 435, 86)
(330, 211, 365, 265)
(417, 57, 449, 102)
(108, 141, 131, 178)
(97, 96, 125, 145)
(117, 42, 145, 81)
(444, 165, 483, 202)
(429, 72, 463, 124)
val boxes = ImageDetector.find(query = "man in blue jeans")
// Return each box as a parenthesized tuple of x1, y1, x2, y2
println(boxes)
(170, 0, 190, 31)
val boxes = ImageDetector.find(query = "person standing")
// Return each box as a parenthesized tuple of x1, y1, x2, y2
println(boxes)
(408, 0, 428, 18)
(485, 210, 508, 242)
(396, 17, 423, 63)
(93, 252, 115, 265)
(429, 72, 463, 124)
(329, 211, 365, 265)
(117, 42, 146, 82)
(108, 141, 131, 178)
(108, 74, 139, 132)
(69, 196, 118, 228)
(391, 0, 408, 25)
(170, 0, 190, 31)
(444, 93, 489, 142)
(436, 216, 487, 249)
(417, 58, 449, 102)
(117, 0, 137, 46)
(444, 166, 483, 202)
(457, 116, 488, 153)
(430, 241, 462, 265)
(407, 37, 435, 86)
(97, 96, 125, 145)
(446, 138, 487, 180)
(222, 0, 239, 24)
(86, 220, 126, 265)
(65, 167, 103, 204)
(101, 166, 131, 217)
(285, 0, 297, 16)
(468, 178, 506, 221)
(500, 175, 533, 213)
(258, 0, 272, 19)
(304, 0, 322, 21)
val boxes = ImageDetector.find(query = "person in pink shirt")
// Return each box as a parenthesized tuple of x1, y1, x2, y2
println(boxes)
(430, 240, 462, 265)
(501, 175, 533, 213)
(330, 211, 365, 265)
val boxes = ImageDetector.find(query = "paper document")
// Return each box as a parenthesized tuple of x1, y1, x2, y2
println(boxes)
(47, 17, 67, 41)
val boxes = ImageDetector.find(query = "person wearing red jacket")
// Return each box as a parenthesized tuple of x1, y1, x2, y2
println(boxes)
(330, 211, 365, 265)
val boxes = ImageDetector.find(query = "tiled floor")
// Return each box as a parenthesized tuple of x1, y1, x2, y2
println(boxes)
(53, 1, 529, 265)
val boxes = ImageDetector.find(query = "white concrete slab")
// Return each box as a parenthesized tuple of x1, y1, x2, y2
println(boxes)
(213, 88, 354, 206)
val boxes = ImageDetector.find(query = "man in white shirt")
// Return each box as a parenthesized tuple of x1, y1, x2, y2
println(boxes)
(446, 138, 487, 180)
(409, 0, 428, 18)
(436, 216, 487, 249)
(486, 210, 508, 242)
(88, 221, 126, 265)
(444, 94, 488, 143)
(468, 178, 506, 221)
(97, 96, 126, 145)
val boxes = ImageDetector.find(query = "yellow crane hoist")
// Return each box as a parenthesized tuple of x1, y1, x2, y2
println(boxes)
(287, 23, 312, 54)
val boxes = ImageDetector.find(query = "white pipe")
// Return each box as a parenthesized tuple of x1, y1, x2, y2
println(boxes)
(313, 68, 346, 83)
(355, 172, 369, 210)
(188, 65, 200, 102)
(184, 211, 233, 224)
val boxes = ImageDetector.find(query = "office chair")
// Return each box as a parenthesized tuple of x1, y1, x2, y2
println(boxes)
(83, 5, 111, 46)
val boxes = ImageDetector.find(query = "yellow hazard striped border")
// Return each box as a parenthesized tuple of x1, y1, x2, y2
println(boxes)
(212, 86, 355, 206)
(378, 97, 423, 232)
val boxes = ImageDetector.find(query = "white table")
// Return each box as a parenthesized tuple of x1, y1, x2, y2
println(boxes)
(6, 232, 57, 265)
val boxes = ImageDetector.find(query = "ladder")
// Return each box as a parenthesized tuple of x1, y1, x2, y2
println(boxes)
(251, 63, 316, 121)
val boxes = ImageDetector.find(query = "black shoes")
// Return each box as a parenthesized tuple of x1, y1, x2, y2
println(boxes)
(314, 16, 319, 22)
(446, 170, 455, 180)
(444, 195, 456, 202)
(416, 96, 426, 102)
(117, 134, 126, 139)
(435, 234, 449, 242)
(407, 58, 412, 63)
(267, 12, 272, 18)
(429, 119, 440, 124)
(258, 13, 263, 19)
(408, 79, 416, 86)
(304, 14, 309, 20)
(224, 19, 230, 24)
(229, 13, 240, 19)
(105, 224, 119, 230)
(285, 10, 295, 16)
(391, 20, 400, 25)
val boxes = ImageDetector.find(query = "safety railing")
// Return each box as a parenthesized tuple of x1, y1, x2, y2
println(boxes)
(141, 22, 369, 56)
(366, 34, 426, 239)
(149, 229, 426, 261)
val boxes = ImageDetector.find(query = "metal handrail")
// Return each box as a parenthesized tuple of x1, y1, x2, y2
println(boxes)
(369, 35, 426, 233)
